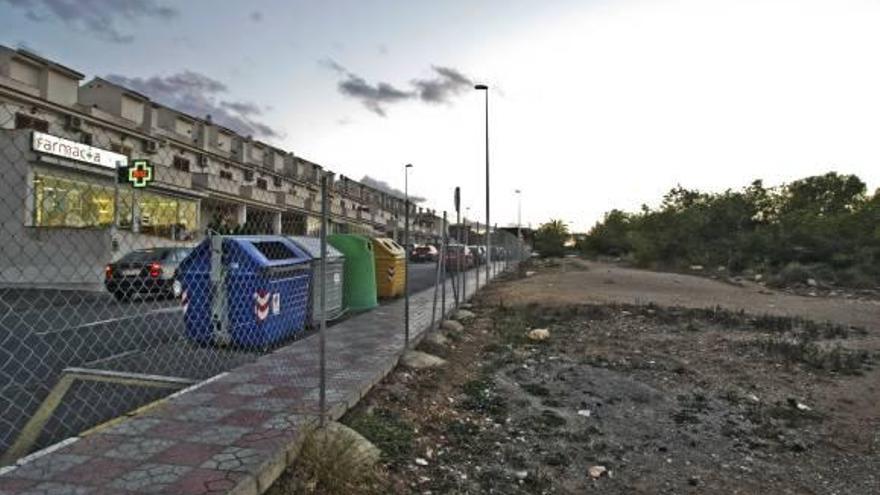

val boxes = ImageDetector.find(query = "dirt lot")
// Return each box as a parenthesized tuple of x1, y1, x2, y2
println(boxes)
(282, 260, 879, 494)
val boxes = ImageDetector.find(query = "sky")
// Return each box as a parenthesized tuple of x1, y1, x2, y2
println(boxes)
(2, 0, 880, 231)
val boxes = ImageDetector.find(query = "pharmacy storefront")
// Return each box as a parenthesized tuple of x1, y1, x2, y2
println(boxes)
(0, 130, 201, 286)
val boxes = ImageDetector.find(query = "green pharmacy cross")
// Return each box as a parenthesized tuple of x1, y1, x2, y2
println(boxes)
(127, 160, 154, 188)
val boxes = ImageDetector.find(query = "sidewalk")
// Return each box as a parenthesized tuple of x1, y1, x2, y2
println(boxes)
(0, 263, 510, 494)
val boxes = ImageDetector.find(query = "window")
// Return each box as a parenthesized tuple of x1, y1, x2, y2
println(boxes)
(32, 174, 116, 228)
(10, 59, 40, 87)
(110, 143, 133, 157)
(172, 155, 191, 172)
(273, 176, 282, 188)
(256, 178, 268, 190)
(81, 133, 93, 146)
(243, 169, 254, 182)
(219, 170, 234, 180)
(174, 118, 194, 136)
(120, 96, 144, 124)
(15, 113, 49, 133)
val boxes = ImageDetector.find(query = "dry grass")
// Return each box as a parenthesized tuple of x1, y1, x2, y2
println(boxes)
(267, 425, 388, 495)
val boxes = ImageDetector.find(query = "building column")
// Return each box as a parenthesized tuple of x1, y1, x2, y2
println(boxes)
(236, 204, 247, 227)
(273, 211, 282, 235)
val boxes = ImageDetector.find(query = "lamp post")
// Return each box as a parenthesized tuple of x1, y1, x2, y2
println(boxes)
(404, 163, 413, 347)
(515, 189, 522, 240)
(475, 83, 490, 281)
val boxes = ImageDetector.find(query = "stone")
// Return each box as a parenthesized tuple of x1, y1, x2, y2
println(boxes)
(588, 465, 607, 479)
(689, 265, 704, 271)
(401, 350, 447, 369)
(514, 470, 528, 480)
(311, 422, 381, 467)
(441, 320, 464, 332)
(453, 309, 475, 321)
(754, 274, 763, 282)
(807, 278, 818, 287)
(527, 328, 550, 341)
(424, 332, 449, 346)
(415, 457, 429, 466)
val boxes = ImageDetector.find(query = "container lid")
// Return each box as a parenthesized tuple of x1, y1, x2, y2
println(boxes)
(287, 236, 344, 260)
(372, 237, 405, 257)
(227, 236, 311, 267)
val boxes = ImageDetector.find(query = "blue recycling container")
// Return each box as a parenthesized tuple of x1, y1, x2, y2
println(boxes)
(177, 235, 312, 348)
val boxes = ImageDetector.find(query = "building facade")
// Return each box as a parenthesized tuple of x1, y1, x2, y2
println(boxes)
(0, 46, 443, 286)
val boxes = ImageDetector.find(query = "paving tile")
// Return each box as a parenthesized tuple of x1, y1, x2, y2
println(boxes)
(16, 481, 91, 495)
(169, 392, 216, 407)
(217, 410, 275, 427)
(54, 457, 138, 486)
(150, 442, 224, 467)
(184, 425, 251, 446)
(108, 463, 191, 493)
(227, 384, 274, 396)
(103, 438, 175, 461)
(145, 421, 203, 440)
(199, 447, 261, 472)
(170, 406, 234, 423)
(162, 468, 245, 495)
(239, 397, 296, 413)
(10, 455, 89, 481)
(0, 477, 37, 491)
(100, 418, 162, 437)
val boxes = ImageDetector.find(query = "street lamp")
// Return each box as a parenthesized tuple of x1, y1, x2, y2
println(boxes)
(404, 163, 413, 347)
(515, 189, 522, 240)
(475, 83, 490, 281)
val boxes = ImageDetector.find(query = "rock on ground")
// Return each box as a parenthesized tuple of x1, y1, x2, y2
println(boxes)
(441, 320, 464, 332)
(527, 328, 550, 341)
(424, 332, 449, 346)
(453, 309, 476, 321)
(401, 350, 447, 369)
(310, 421, 381, 466)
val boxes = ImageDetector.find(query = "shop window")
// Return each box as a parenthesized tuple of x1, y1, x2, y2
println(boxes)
(256, 178, 268, 190)
(172, 155, 191, 172)
(219, 170, 234, 181)
(15, 113, 49, 133)
(32, 174, 115, 228)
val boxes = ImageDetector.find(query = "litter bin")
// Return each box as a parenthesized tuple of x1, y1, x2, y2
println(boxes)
(177, 235, 312, 348)
(371, 237, 406, 298)
(287, 236, 346, 325)
(327, 234, 378, 311)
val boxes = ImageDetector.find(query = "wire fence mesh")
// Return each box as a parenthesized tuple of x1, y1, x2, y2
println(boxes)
(0, 95, 530, 468)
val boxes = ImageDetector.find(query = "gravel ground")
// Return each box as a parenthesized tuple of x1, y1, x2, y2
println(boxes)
(333, 261, 879, 494)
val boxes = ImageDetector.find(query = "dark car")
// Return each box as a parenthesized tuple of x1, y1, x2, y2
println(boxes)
(411, 244, 439, 262)
(105, 247, 191, 301)
(468, 245, 487, 265)
(444, 244, 474, 272)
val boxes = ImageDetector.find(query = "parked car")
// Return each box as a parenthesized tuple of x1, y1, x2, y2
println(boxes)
(468, 245, 487, 265)
(445, 244, 475, 272)
(105, 247, 192, 301)
(410, 244, 439, 262)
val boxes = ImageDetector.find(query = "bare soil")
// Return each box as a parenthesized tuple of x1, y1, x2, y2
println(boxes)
(336, 260, 879, 494)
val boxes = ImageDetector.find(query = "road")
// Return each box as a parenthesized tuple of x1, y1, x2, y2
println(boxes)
(0, 260, 465, 458)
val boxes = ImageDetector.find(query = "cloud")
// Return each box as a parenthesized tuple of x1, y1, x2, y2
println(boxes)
(360, 175, 426, 203)
(105, 71, 284, 140)
(322, 59, 475, 117)
(249, 10, 262, 22)
(1, 0, 178, 43)
(412, 66, 473, 104)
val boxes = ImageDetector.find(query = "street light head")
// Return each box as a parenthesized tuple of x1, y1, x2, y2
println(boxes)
(474, 84, 488, 90)
(405, 163, 413, 168)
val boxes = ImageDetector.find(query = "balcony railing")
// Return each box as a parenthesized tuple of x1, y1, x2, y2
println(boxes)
(192, 173, 240, 195)
(241, 185, 277, 205)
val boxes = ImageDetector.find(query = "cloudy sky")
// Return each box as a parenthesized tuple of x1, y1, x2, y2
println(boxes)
(2, 0, 880, 231)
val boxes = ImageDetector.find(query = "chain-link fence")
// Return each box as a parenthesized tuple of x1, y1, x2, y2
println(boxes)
(0, 90, 531, 467)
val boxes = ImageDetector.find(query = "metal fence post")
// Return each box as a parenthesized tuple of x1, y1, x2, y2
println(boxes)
(319, 173, 328, 428)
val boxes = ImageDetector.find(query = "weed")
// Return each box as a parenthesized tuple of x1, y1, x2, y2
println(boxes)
(758, 337, 872, 374)
(345, 408, 414, 464)
(268, 426, 387, 495)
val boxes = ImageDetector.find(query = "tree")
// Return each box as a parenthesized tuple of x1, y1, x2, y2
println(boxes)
(534, 219, 569, 258)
